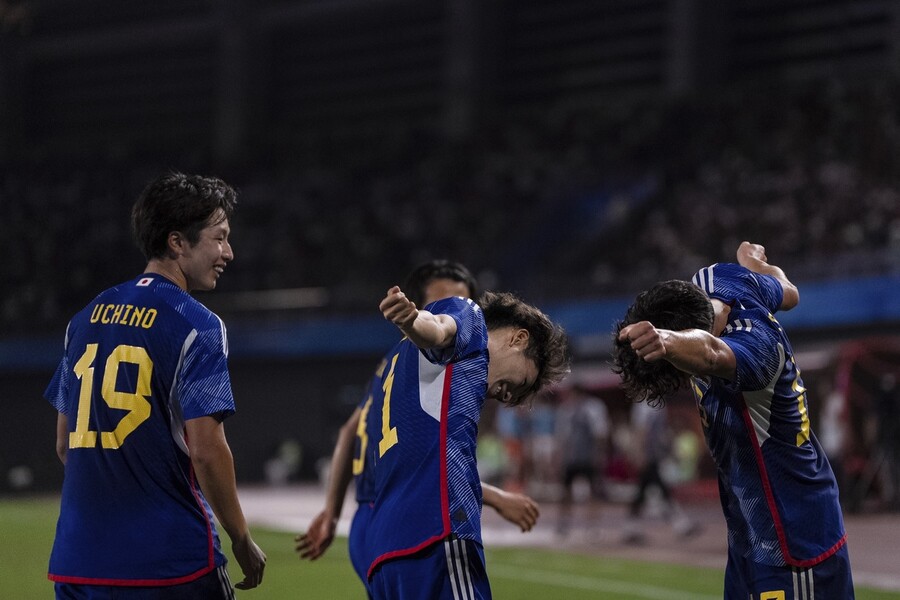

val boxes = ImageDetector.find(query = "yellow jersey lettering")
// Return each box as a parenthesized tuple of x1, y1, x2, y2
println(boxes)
(88, 304, 157, 329)
(70, 343, 99, 448)
(129, 306, 145, 327)
(110, 304, 125, 324)
(691, 380, 709, 429)
(100, 304, 114, 324)
(353, 396, 373, 475)
(140, 308, 157, 329)
(379, 354, 400, 457)
(793, 365, 811, 446)
(118, 304, 134, 324)
(99, 345, 152, 449)
(69, 343, 153, 450)
(89, 304, 103, 323)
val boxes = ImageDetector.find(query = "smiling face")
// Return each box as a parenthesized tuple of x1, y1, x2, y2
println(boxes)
(177, 209, 234, 292)
(486, 327, 539, 405)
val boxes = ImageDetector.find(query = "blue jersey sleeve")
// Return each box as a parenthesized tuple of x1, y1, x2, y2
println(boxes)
(176, 320, 236, 421)
(44, 322, 72, 417)
(692, 263, 784, 314)
(45, 323, 73, 414)
(694, 262, 788, 392)
(420, 296, 485, 366)
(45, 354, 70, 415)
(721, 313, 787, 392)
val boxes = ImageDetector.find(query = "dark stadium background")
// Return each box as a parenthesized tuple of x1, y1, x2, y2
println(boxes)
(1, 0, 899, 515)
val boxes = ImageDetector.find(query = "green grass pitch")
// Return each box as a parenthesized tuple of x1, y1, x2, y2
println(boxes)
(3, 497, 897, 599)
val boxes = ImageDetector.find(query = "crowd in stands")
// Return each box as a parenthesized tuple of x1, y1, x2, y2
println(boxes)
(3, 78, 900, 336)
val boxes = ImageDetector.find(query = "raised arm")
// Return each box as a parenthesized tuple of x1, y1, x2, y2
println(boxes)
(187, 416, 266, 590)
(619, 321, 737, 380)
(295, 407, 360, 560)
(736, 241, 799, 311)
(380, 286, 457, 350)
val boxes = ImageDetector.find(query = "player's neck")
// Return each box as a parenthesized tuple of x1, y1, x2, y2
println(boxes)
(144, 259, 188, 292)
(711, 299, 731, 336)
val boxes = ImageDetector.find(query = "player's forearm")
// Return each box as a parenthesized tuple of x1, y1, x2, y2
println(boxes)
(323, 415, 358, 518)
(736, 241, 799, 310)
(741, 258, 799, 309)
(481, 481, 501, 509)
(662, 329, 736, 380)
(401, 311, 457, 350)
(192, 437, 252, 543)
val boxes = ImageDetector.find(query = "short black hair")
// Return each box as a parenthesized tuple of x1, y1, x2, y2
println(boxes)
(403, 260, 478, 307)
(132, 172, 237, 260)
(612, 279, 714, 405)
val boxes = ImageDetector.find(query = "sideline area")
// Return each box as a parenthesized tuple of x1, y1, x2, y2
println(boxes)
(240, 483, 900, 593)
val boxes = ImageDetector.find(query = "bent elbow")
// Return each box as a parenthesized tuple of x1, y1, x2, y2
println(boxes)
(193, 444, 230, 470)
(695, 336, 737, 380)
(709, 348, 737, 381)
(56, 444, 68, 465)
(781, 283, 800, 311)
(190, 437, 233, 475)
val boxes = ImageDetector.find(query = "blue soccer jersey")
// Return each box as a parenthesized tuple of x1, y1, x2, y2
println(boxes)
(348, 359, 385, 588)
(364, 296, 489, 578)
(353, 359, 386, 506)
(691, 263, 847, 568)
(44, 274, 235, 585)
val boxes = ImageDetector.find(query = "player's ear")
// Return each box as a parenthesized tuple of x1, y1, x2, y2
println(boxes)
(166, 231, 186, 258)
(511, 328, 530, 349)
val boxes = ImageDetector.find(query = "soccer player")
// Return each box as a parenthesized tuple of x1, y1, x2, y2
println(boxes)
(363, 286, 570, 599)
(295, 261, 541, 593)
(613, 241, 854, 599)
(44, 172, 266, 599)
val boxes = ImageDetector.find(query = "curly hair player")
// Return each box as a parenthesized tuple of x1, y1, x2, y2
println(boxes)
(613, 241, 853, 599)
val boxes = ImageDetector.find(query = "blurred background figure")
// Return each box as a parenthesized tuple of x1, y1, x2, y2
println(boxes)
(554, 386, 610, 536)
(523, 395, 559, 500)
(622, 401, 700, 545)
(493, 404, 529, 493)
(820, 378, 850, 508)
(876, 374, 900, 510)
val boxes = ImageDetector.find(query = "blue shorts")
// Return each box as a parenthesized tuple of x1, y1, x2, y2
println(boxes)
(724, 542, 854, 599)
(54, 565, 234, 600)
(370, 536, 491, 600)
(349, 501, 373, 596)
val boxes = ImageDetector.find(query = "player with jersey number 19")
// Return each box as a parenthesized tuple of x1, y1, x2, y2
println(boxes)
(44, 172, 266, 600)
(364, 286, 570, 599)
(613, 241, 854, 599)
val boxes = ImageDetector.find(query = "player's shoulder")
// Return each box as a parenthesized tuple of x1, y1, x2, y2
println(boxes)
(425, 295, 479, 314)
(143, 276, 223, 331)
(70, 276, 143, 322)
(692, 262, 749, 291)
(693, 262, 778, 304)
